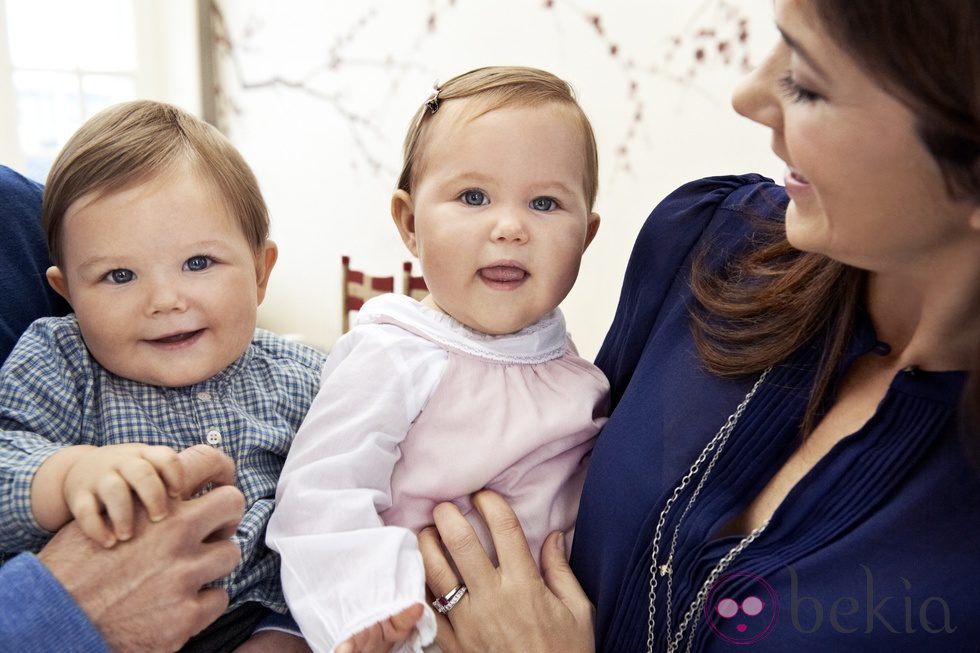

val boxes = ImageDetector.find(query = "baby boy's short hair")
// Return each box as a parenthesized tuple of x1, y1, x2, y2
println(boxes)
(42, 100, 269, 266)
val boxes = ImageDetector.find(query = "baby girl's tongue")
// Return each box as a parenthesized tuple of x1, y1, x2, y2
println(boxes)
(480, 266, 526, 282)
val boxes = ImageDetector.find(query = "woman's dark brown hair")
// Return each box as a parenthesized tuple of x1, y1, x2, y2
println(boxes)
(692, 0, 980, 437)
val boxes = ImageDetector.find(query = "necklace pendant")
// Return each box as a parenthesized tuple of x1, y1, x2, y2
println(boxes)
(659, 563, 672, 577)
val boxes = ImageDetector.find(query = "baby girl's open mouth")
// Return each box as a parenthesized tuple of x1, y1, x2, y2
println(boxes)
(478, 263, 528, 290)
(147, 329, 205, 348)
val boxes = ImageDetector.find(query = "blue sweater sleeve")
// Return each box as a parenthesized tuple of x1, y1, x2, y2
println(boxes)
(0, 553, 109, 652)
(594, 174, 785, 407)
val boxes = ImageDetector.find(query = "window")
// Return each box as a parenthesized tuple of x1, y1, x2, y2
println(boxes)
(0, 0, 202, 181)
(4, 0, 137, 181)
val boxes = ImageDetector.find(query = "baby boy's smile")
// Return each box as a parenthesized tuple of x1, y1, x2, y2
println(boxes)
(145, 328, 206, 348)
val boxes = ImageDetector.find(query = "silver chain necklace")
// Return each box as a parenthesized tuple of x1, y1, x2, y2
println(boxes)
(646, 367, 771, 653)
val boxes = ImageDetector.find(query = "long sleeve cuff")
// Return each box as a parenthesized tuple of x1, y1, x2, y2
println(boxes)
(0, 552, 110, 652)
(3, 443, 64, 549)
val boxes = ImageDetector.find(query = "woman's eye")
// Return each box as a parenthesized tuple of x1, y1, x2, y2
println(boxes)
(778, 72, 821, 103)
(106, 269, 135, 284)
(460, 190, 488, 206)
(530, 197, 558, 212)
(184, 256, 212, 272)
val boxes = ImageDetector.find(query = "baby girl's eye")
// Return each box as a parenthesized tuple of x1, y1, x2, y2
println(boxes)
(184, 256, 213, 272)
(460, 190, 488, 206)
(530, 197, 558, 212)
(106, 269, 135, 284)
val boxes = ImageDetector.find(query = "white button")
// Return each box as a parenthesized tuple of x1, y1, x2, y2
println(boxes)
(197, 391, 211, 402)
(206, 429, 222, 445)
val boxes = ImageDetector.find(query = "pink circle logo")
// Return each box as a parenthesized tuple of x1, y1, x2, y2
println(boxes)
(704, 572, 779, 644)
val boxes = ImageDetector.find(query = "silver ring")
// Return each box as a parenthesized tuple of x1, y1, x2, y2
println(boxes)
(431, 584, 467, 615)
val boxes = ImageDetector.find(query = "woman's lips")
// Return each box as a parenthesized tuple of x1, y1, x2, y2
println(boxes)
(783, 167, 811, 198)
(788, 168, 809, 184)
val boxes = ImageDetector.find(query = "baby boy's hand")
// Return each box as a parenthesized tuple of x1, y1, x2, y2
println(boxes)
(62, 443, 184, 548)
(335, 604, 424, 653)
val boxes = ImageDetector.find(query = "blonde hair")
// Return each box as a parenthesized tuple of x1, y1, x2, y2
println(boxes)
(43, 100, 269, 266)
(397, 66, 599, 209)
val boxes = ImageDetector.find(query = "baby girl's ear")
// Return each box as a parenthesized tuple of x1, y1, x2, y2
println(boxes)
(391, 190, 419, 256)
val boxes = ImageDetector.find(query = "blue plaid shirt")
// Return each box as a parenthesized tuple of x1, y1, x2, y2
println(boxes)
(0, 315, 326, 612)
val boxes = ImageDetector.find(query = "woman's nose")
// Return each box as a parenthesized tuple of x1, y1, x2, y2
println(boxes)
(732, 42, 786, 132)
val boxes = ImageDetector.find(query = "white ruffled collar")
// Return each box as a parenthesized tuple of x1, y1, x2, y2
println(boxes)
(356, 294, 567, 364)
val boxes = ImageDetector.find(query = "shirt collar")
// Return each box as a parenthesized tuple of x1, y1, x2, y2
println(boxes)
(356, 294, 567, 363)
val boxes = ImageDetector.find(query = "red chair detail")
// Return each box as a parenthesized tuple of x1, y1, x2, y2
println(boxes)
(402, 261, 428, 302)
(342, 256, 395, 333)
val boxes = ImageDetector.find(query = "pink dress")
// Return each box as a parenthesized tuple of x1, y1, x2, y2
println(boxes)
(267, 294, 609, 652)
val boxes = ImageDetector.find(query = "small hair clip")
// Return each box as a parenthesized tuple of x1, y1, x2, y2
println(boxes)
(425, 80, 441, 114)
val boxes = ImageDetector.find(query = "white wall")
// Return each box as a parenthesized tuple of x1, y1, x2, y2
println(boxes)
(0, 0, 19, 168)
(133, 0, 203, 112)
(221, 1, 786, 357)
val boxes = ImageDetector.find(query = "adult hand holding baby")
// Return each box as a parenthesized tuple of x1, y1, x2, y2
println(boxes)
(36, 444, 244, 652)
(418, 491, 595, 653)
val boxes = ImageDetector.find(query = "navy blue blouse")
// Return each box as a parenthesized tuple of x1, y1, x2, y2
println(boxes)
(571, 175, 979, 652)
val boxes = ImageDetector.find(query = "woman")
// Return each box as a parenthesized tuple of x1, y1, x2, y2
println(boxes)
(418, 0, 980, 651)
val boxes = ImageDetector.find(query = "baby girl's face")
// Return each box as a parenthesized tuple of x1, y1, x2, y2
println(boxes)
(393, 101, 599, 335)
(47, 161, 276, 387)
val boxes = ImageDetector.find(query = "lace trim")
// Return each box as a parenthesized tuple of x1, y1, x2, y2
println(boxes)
(395, 321, 568, 364)
(357, 295, 568, 364)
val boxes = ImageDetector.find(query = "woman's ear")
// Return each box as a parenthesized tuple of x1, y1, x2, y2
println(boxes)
(391, 190, 419, 256)
(46, 266, 71, 303)
(255, 240, 278, 305)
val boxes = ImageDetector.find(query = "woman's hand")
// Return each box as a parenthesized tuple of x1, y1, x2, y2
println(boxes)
(418, 490, 595, 653)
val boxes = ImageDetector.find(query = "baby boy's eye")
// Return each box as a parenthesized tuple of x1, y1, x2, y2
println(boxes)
(530, 197, 558, 212)
(106, 269, 135, 284)
(460, 190, 488, 206)
(184, 256, 212, 272)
